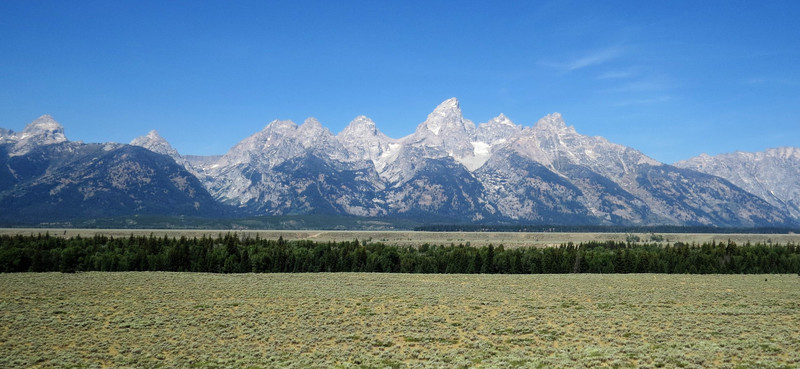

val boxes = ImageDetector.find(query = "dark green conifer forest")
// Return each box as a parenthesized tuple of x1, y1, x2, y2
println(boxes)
(1, 233, 799, 274)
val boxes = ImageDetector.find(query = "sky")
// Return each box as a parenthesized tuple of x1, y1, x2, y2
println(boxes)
(1, 0, 798, 163)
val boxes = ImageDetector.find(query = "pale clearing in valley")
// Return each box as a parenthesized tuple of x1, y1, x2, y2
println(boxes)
(2, 228, 799, 248)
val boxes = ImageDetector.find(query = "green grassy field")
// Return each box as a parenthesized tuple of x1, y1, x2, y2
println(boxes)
(2, 228, 800, 248)
(1, 273, 798, 368)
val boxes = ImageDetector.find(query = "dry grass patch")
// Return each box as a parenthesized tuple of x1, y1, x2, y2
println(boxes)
(1, 273, 798, 368)
(3, 228, 799, 248)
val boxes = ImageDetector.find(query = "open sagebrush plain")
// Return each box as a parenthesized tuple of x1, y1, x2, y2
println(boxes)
(1, 273, 799, 368)
(2, 228, 800, 248)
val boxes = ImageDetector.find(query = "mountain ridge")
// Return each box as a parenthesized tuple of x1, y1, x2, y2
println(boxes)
(675, 147, 800, 219)
(4, 99, 799, 227)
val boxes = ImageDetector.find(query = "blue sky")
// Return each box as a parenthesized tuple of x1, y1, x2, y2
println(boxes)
(2, 0, 798, 163)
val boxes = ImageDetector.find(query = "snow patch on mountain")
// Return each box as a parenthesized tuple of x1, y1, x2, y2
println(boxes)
(337, 115, 399, 172)
(7, 102, 797, 227)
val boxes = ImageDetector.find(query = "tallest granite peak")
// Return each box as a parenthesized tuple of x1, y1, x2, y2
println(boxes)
(435, 97, 460, 110)
(418, 97, 474, 136)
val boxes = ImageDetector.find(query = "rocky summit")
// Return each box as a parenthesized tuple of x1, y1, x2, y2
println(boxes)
(3, 100, 799, 227)
(675, 147, 800, 220)
(0, 118, 224, 224)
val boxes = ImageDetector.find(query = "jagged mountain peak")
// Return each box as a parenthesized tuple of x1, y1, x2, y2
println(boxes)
(675, 146, 800, 220)
(128, 129, 207, 180)
(339, 115, 385, 139)
(767, 146, 800, 160)
(297, 117, 340, 151)
(26, 114, 61, 128)
(131, 130, 166, 145)
(298, 118, 337, 143)
(509, 111, 662, 184)
(21, 114, 67, 141)
(473, 114, 523, 148)
(262, 119, 299, 134)
(217, 119, 299, 166)
(676, 147, 800, 167)
(0, 127, 13, 143)
(532, 112, 570, 132)
(7, 101, 798, 227)
(337, 115, 398, 172)
(478, 113, 522, 133)
(215, 115, 351, 177)
(490, 113, 515, 126)
(436, 97, 460, 110)
(130, 129, 181, 162)
(343, 115, 375, 130)
(7, 115, 69, 156)
(300, 117, 324, 129)
(298, 117, 334, 137)
(417, 97, 474, 136)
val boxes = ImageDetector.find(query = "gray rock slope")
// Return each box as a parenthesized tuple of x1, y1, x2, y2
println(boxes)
(8, 101, 799, 227)
(168, 98, 794, 226)
(675, 148, 800, 220)
(1, 116, 225, 222)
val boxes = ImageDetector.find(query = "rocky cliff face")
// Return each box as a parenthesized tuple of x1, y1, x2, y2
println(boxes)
(4, 105, 799, 227)
(675, 148, 800, 219)
(4, 115, 68, 156)
(130, 130, 182, 162)
(181, 99, 794, 226)
(1, 116, 225, 223)
(196, 117, 386, 217)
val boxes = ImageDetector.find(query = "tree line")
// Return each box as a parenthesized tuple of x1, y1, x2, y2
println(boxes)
(1, 233, 799, 274)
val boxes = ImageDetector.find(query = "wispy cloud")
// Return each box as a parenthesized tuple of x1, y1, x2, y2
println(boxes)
(597, 70, 635, 80)
(541, 47, 624, 73)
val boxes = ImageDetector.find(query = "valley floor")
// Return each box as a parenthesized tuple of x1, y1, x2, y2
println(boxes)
(1, 273, 798, 368)
(2, 228, 800, 248)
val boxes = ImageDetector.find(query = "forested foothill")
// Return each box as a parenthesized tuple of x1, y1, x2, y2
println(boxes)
(2, 233, 799, 274)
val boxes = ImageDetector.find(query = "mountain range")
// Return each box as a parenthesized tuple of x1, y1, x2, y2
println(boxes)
(2, 98, 798, 228)
(0, 116, 224, 224)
